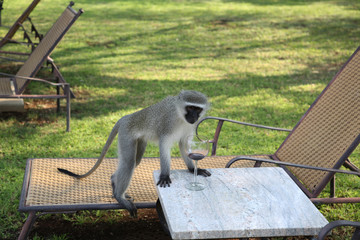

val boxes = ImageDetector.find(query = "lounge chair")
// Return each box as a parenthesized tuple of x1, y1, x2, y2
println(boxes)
(0, 2, 83, 132)
(17, 48, 359, 238)
(18, 156, 237, 239)
(197, 46, 360, 204)
(318, 220, 360, 240)
(0, 0, 42, 53)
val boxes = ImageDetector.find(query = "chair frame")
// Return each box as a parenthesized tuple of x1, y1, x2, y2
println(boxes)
(0, 0, 42, 52)
(196, 47, 360, 204)
(197, 116, 360, 203)
(318, 220, 360, 240)
(0, 72, 71, 130)
(0, 2, 83, 132)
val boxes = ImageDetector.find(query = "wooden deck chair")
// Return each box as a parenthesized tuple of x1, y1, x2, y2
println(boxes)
(0, 0, 42, 53)
(197, 46, 360, 204)
(0, 2, 83, 132)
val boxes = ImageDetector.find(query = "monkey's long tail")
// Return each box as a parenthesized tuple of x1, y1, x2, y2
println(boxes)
(57, 120, 122, 179)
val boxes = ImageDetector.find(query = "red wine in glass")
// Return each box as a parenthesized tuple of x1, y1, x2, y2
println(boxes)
(188, 153, 205, 161)
(185, 136, 209, 191)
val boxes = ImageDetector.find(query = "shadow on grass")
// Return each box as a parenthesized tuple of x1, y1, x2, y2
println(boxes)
(36, 0, 358, 69)
(0, 58, 345, 129)
(1, 0, 358, 139)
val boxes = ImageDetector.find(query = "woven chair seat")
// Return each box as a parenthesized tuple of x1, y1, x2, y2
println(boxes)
(20, 155, 271, 211)
(0, 78, 13, 95)
(0, 77, 25, 112)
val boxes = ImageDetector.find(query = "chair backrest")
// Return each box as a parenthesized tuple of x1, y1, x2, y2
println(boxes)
(0, 0, 41, 48)
(275, 47, 360, 198)
(15, 2, 83, 94)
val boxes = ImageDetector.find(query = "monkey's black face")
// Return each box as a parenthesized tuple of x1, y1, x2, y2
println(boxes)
(185, 105, 203, 124)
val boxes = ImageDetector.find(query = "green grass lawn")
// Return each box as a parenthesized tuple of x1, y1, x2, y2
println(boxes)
(0, 0, 359, 239)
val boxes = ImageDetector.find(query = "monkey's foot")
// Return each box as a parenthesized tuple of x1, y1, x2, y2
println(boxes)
(127, 202, 138, 218)
(113, 194, 137, 218)
(193, 168, 211, 177)
(157, 174, 172, 187)
(124, 201, 138, 218)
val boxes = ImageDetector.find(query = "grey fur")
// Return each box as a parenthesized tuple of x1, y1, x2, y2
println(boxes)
(58, 90, 210, 217)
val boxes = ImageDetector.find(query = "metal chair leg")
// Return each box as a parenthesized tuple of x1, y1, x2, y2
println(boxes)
(65, 84, 70, 132)
(352, 227, 360, 240)
(18, 211, 37, 240)
(330, 176, 335, 198)
(56, 85, 60, 113)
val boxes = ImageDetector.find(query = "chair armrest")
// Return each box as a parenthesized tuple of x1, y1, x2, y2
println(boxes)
(226, 156, 360, 176)
(196, 116, 291, 156)
(197, 116, 292, 132)
(317, 220, 360, 240)
(0, 72, 69, 88)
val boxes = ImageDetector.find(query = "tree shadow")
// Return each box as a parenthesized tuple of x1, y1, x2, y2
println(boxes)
(1, 0, 358, 132)
(49, 0, 359, 70)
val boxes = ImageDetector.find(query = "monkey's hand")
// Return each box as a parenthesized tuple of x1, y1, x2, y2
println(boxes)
(157, 175, 172, 187)
(191, 168, 211, 177)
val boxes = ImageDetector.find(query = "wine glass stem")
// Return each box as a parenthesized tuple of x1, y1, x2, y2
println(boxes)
(193, 160, 198, 184)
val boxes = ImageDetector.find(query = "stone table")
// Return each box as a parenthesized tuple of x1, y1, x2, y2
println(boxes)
(153, 167, 328, 239)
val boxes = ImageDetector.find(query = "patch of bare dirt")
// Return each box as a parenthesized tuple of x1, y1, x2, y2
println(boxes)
(29, 208, 318, 240)
(31, 209, 171, 240)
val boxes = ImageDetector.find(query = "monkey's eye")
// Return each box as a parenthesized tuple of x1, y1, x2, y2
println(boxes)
(186, 106, 202, 112)
(186, 106, 203, 114)
(186, 106, 193, 111)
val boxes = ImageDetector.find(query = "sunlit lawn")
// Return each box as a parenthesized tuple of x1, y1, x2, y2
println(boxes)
(0, 0, 359, 239)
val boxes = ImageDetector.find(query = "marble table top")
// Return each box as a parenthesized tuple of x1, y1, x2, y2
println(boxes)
(153, 167, 328, 239)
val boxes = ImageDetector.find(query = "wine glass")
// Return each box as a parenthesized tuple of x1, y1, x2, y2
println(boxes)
(185, 135, 209, 191)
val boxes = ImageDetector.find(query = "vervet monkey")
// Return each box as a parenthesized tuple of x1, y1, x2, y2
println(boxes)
(58, 90, 211, 217)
